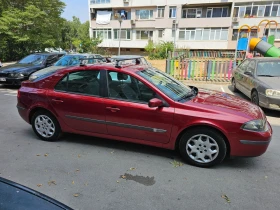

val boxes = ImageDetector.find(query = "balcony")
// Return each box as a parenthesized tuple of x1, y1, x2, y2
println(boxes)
(91, 19, 132, 28)
(179, 17, 231, 28)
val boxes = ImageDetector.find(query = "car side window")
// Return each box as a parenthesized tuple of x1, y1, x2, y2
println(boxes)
(107, 71, 156, 103)
(55, 70, 101, 96)
(238, 60, 250, 73)
(247, 61, 256, 73)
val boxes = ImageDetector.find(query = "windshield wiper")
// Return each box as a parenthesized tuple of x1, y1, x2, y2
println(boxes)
(257, 75, 275, 77)
(177, 88, 196, 101)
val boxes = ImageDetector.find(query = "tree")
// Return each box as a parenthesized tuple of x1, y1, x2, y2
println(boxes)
(0, 0, 65, 61)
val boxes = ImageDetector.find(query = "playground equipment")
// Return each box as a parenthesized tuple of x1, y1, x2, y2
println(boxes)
(233, 20, 279, 66)
(249, 38, 280, 57)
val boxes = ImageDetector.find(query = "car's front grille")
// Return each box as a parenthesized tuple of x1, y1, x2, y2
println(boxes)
(0, 73, 9, 77)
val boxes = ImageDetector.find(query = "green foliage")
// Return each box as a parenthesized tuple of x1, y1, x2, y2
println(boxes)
(0, 0, 66, 61)
(145, 41, 174, 60)
(0, 1, 102, 61)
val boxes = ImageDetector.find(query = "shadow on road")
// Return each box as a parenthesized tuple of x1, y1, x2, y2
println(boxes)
(0, 84, 19, 90)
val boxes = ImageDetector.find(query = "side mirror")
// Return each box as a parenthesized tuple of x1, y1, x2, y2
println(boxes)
(148, 98, 163, 108)
(244, 70, 253, 76)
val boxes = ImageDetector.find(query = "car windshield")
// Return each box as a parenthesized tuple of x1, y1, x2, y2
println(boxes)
(19, 54, 47, 65)
(257, 61, 280, 77)
(137, 69, 193, 101)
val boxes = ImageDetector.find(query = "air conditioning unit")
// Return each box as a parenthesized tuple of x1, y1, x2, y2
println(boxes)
(232, 17, 239, 22)
(131, 19, 136, 25)
(90, 8, 95, 13)
(173, 20, 178, 24)
(123, 0, 129, 3)
(196, 14, 201, 18)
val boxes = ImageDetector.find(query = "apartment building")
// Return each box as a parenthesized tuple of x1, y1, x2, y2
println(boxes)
(89, 0, 280, 54)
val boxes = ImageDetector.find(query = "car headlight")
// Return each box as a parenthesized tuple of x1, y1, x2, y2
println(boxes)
(241, 119, 268, 132)
(266, 89, 280, 97)
(9, 73, 24, 78)
(29, 75, 38, 81)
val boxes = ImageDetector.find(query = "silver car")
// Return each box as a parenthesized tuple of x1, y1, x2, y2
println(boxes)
(232, 57, 280, 111)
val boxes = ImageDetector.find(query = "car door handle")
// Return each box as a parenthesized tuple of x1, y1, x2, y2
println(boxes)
(52, 99, 64, 103)
(106, 107, 120, 112)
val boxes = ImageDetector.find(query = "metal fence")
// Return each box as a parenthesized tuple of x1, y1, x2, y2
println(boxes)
(166, 59, 242, 82)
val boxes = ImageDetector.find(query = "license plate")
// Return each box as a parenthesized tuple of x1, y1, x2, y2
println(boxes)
(0, 78, 6, 81)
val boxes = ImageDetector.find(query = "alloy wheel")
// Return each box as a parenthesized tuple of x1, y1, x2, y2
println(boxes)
(186, 134, 219, 163)
(34, 115, 56, 138)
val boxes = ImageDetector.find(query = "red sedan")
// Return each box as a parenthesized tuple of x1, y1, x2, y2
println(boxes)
(17, 56, 272, 167)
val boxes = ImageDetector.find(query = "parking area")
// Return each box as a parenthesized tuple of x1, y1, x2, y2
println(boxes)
(0, 83, 279, 210)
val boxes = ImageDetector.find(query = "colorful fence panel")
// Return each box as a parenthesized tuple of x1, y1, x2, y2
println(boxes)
(166, 59, 239, 82)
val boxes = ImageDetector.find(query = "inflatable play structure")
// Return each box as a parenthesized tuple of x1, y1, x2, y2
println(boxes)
(234, 19, 280, 66)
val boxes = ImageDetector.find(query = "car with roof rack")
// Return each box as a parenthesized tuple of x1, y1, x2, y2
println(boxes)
(17, 56, 272, 168)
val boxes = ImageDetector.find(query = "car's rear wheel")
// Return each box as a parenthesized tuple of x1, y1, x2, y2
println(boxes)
(179, 128, 227, 168)
(31, 111, 61, 141)
(231, 78, 238, 92)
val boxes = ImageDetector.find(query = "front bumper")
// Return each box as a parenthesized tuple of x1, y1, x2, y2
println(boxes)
(259, 94, 280, 111)
(229, 122, 273, 157)
(0, 77, 28, 86)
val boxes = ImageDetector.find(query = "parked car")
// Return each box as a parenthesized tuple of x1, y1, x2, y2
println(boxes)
(0, 177, 73, 210)
(232, 57, 280, 111)
(0, 53, 64, 86)
(29, 54, 105, 81)
(17, 56, 272, 168)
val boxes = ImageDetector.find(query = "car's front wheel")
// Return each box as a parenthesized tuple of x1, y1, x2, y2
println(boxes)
(251, 90, 259, 106)
(231, 78, 238, 92)
(179, 128, 227, 168)
(31, 110, 61, 141)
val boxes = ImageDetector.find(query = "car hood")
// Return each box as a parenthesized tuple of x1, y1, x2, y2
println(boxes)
(188, 88, 264, 120)
(257, 77, 280, 90)
(0, 63, 39, 73)
(32, 66, 65, 77)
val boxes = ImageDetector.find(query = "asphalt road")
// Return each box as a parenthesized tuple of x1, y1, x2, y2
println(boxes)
(0, 84, 279, 210)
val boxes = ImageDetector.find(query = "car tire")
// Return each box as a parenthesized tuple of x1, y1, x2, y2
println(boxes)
(179, 127, 227, 168)
(251, 90, 259, 106)
(31, 110, 61, 141)
(231, 78, 238, 92)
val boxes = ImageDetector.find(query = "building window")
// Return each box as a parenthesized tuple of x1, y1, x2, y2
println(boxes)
(113, 29, 131, 40)
(265, 28, 280, 39)
(179, 28, 229, 41)
(182, 8, 202, 18)
(136, 30, 153, 40)
(233, 2, 280, 18)
(90, 0, 110, 4)
(136, 10, 154, 19)
(92, 29, 112, 39)
(157, 6, 165, 18)
(206, 7, 228, 18)
(169, 6, 177, 18)
(232, 29, 258, 40)
(158, 30, 164, 38)
(113, 10, 131, 20)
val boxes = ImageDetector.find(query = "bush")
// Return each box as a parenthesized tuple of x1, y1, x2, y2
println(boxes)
(145, 41, 174, 60)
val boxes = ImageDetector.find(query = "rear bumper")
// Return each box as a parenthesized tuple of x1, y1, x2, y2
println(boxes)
(229, 123, 273, 157)
(17, 104, 30, 124)
(0, 77, 28, 86)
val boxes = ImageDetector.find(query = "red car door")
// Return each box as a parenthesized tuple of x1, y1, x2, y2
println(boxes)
(48, 70, 107, 134)
(104, 71, 174, 144)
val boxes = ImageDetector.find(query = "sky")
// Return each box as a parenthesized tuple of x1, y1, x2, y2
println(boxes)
(61, 0, 89, 23)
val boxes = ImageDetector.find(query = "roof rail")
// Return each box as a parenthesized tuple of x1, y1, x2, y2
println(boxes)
(112, 55, 144, 68)
(79, 57, 105, 66)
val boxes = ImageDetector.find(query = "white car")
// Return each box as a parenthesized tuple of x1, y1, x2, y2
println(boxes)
(0, 60, 2, 68)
